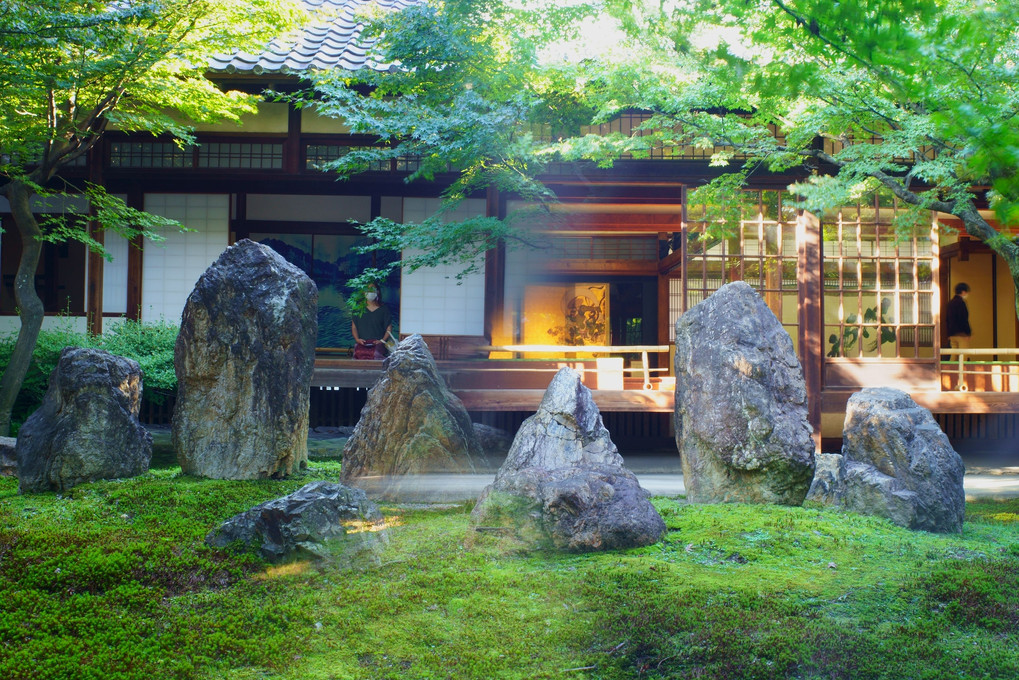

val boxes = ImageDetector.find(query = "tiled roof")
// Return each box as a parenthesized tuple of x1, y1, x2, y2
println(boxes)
(208, 0, 422, 75)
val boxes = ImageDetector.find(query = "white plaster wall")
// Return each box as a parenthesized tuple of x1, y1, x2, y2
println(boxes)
(246, 194, 371, 223)
(0, 316, 88, 335)
(380, 196, 403, 221)
(398, 198, 487, 336)
(102, 232, 129, 315)
(141, 194, 230, 323)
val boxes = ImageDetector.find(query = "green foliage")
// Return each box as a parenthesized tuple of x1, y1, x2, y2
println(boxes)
(310, 0, 1019, 309)
(0, 321, 88, 432)
(3, 471, 1019, 680)
(0, 319, 178, 432)
(93, 319, 179, 396)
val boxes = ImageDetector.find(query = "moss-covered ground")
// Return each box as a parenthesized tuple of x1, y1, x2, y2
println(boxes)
(2, 463, 1018, 679)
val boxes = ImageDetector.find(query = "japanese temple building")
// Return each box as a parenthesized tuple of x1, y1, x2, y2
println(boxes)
(1, 0, 1017, 455)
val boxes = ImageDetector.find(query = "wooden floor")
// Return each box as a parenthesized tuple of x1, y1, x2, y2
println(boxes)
(312, 359, 1019, 414)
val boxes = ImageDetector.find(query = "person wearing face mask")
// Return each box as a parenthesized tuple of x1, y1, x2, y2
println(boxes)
(351, 285, 394, 359)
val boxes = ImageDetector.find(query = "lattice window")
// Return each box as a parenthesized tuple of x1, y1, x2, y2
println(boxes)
(198, 142, 282, 169)
(305, 144, 434, 173)
(677, 190, 801, 349)
(822, 192, 935, 359)
(109, 142, 194, 168)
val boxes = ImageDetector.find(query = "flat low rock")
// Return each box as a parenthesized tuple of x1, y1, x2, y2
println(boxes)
(806, 388, 965, 532)
(674, 281, 815, 505)
(471, 367, 666, 552)
(17, 347, 152, 493)
(206, 480, 386, 562)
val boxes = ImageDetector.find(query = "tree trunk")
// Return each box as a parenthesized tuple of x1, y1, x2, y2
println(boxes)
(0, 182, 47, 436)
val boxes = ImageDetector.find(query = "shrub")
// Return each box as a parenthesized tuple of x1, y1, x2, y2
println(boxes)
(94, 319, 178, 399)
(0, 319, 178, 433)
(0, 322, 90, 433)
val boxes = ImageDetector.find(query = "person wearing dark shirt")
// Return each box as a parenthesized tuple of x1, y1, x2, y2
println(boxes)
(351, 286, 393, 359)
(946, 281, 971, 349)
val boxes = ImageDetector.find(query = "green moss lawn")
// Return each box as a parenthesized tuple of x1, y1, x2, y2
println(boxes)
(2, 462, 1018, 679)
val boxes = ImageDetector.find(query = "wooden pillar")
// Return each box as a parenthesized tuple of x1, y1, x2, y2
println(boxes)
(656, 231, 671, 349)
(932, 218, 943, 388)
(680, 186, 689, 314)
(285, 104, 302, 174)
(797, 210, 823, 454)
(232, 192, 247, 243)
(86, 143, 104, 335)
(126, 188, 144, 321)
(484, 186, 506, 344)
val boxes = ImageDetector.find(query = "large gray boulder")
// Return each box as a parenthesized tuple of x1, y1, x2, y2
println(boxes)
(17, 347, 152, 493)
(173, 239, 317, 480)
(674, 281, 815, 505)
(806, 388, 965, 532)
(206, 481, 386, 563)
(471, 367, 666, 552)
(341, 334, 486, 486)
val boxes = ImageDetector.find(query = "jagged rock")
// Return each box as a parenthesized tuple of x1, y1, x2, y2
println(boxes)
(1, 436, 17, 477)
(16, 347, 152, 493)
(471, 367, 666, 552)
(206, 481, 387, 562)
(341, 335, 486, 491)
(173, 239, 317, 480)
(674, 281, 815, 505)
(806, 388, 965, 532)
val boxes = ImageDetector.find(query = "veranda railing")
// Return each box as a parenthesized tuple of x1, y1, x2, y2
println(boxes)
(941, 348, 1019, 392)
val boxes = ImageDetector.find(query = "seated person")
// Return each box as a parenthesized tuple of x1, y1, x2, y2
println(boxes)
(351, 285, 393, 359)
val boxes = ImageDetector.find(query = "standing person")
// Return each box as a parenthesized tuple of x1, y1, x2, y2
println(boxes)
(946, 282, 972, 349)
(351, 284, 394, 359)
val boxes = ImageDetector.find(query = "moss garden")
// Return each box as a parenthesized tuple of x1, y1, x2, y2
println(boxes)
(2, 459, 1018, 680)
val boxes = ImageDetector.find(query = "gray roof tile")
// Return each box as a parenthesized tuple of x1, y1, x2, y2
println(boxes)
(210, 0, 422, 75)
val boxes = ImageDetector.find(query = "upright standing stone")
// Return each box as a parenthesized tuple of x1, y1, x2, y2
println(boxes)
(173, 239, 317, 479)
(806, 388, 965, 532)
(675, 281, 815, 505)
(471, 367, 666, 552)
(341, 334, 486, 487)
(17, 347, 152, 493)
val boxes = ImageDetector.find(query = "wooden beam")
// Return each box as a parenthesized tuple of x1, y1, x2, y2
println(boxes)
(545, 259, 658, 275)
(658, 247, 683, 274)
(822, 389, 1019, 415)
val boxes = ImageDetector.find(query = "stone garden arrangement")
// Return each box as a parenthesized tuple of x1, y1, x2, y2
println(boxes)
(172, 238, 318, 480)
(471, 367, 666, 552)
(16, 347, 152, 493)
(10, 255, 967, 546)
(674, 281, 816, 505)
